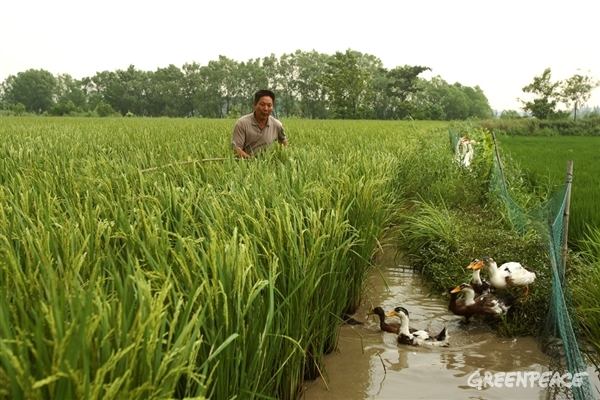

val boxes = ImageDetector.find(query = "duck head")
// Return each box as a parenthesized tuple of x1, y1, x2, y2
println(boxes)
(385, 306, 409, 318)
(371, 307, 385, 317)
(481, 256, 498, 269)
(450, 283, 472, 293)
(466, 258, 484, 270)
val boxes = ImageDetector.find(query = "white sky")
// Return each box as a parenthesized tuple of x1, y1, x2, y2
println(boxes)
(2, 0, 599, 112)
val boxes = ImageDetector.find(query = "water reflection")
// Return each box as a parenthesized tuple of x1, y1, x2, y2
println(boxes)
(302, 249, 551, 399)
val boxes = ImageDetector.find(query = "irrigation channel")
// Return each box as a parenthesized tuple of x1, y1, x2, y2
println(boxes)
(301, 247, 590, 400)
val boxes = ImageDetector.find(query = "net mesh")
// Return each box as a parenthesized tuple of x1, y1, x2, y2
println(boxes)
(485, 132, 595, 400)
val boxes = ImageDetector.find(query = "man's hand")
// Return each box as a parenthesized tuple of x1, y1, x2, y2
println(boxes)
(234, 147, 251, 159)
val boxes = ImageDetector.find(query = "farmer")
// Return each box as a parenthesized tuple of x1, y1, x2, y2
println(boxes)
(231, 89, 288, 158)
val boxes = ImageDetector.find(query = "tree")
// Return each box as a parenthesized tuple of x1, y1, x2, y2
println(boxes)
(146, 65, 185, 116)
(520, 68, 561, 119)
(462, 85, 493, 119)
(180, 62, 204, 117)
(560, 73, 599, 120)
(95, 101, 116, 117)
(384, 65, 430, 119)
(89, 66, 150, 116)
(322, 50, 378, 119)
(3, 69, 57, 113)
(50, 74, 87, 115)
(290, 50, 329, 119)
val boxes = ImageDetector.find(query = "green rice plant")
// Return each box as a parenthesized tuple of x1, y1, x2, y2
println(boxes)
(0, 117, 430, 399)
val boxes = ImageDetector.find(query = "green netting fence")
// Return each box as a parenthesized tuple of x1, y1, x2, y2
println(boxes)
(468, 129, 596, 400)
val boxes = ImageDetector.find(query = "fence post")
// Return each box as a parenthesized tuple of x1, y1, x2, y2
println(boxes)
(561, 160, 574, 284)
(490, 131, 508, 190)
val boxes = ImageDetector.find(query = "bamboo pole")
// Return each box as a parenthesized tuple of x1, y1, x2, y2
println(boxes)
(490, 131, 507, 190)
(560, 160, 574, 284)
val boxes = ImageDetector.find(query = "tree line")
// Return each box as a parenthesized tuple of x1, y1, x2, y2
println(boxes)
(519, 68, 599, 121)
(0, 49, 493, 120)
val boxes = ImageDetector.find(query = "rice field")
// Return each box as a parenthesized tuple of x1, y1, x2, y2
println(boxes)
(0, 117, 446, 399)
(496, 134, 600, 244)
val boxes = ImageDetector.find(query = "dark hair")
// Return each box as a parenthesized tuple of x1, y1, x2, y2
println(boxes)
(253, 89, 275, 105)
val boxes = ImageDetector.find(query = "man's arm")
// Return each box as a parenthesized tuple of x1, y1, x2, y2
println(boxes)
(232, 120, 251, 158)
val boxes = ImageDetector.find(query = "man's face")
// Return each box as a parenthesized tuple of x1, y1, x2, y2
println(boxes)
(254, 96, 273, 119)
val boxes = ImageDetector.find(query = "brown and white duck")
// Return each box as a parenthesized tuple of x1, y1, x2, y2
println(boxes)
(371, 306, 421, 335)
(386, 306, 449, 347)
(449, 283, 512, 322)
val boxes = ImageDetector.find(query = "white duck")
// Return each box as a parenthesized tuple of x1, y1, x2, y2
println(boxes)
(471, 256, 536, 296)
(386, 306, 449, 347)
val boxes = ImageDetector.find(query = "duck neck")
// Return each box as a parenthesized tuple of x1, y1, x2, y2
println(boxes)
(398, 314, 411, 336)
(463, 288, 476, 305)
(472, 269, 483, 285)
(486, 261, 499, 278)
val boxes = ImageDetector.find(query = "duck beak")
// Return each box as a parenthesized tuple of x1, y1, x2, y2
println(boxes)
(467, 260, 483, 270)
(450, 285, 462, 293)
(385, 310, 398, 318)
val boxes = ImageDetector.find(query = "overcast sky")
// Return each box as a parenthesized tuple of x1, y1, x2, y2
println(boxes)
(2, 0, 599, 112)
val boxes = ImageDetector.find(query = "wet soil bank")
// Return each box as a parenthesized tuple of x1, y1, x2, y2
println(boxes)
(302, 248, 554, 399)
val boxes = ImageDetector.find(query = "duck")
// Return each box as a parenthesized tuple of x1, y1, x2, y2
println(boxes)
(371, 306, 420, 335)
(466, 259, 492, 295)
(449, 283, 512, 322)
(472, 256, 536, 296)
(386, 306, 449, 347)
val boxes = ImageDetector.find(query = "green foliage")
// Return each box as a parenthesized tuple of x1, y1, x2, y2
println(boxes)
(3, 69, 57, 113)
(0, 50, 492, 120)
(521, 68, 561, 119)
(561, 74, 600, 120)
(521, 68, 600, 121)
(411, 77, 493, 120)
(10, 103, 26, 116)
(49, 100, 79, 116)
(500, 110, 522, 119)
(94, 101, 117, 117)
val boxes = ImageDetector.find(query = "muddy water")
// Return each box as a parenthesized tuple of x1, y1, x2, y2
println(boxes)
(302, 249, 552, 399)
